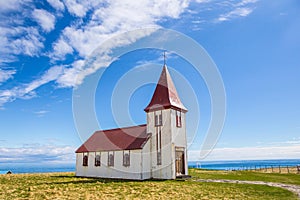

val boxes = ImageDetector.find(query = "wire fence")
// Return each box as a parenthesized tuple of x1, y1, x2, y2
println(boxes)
(227, 165, 300, 174)
(192, 164, 300, 174)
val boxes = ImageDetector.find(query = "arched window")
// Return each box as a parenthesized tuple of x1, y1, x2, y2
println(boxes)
(83, 155, 88, 166)
(95, 154, 101, 167)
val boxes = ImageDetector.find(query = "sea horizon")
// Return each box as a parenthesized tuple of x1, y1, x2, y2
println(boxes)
(1, 158, 299, 174)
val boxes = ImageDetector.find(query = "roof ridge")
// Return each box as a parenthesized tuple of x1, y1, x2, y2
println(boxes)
(96, 124, 147, 133)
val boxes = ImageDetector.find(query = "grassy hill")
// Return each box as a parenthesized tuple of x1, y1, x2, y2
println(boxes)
(0, 169, 299, 199)
(189, 168, 300, 186)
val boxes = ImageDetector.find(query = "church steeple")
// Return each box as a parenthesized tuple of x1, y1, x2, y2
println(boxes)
(144, 65, 187, 113)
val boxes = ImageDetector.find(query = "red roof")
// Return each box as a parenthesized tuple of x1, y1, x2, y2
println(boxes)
(144, 65, 187, 112)
(75, 124, 149, 153)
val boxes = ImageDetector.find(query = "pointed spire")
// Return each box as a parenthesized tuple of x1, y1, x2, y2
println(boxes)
(144, 65, 187, 113)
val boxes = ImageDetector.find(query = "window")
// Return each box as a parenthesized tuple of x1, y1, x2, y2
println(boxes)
(95, 154, 101, 167)
(176, 111, 182, 127)
(155, 111, 162, 126)
(83, 155, 88, 166)
(108, 152, 114, 167)
(157, 152, 162, 165)
(156, 127, 162, 165)
(123, 151, 130, 167)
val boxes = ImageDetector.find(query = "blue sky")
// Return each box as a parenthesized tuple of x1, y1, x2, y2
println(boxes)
(0, 0, 299, 165)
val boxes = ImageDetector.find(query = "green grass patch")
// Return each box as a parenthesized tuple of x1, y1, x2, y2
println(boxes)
(190, 168, 300, 186)
(0, 171, 298, 199)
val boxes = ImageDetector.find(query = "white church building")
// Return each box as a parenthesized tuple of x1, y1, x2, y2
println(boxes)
(75, 65, 188, 180)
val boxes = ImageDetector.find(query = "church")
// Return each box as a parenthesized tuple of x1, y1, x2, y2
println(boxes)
(75, 64, 188, 180)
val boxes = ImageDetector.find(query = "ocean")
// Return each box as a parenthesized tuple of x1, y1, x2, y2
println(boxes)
(0, 164, 75, 174)
(188, 159, 300, 170)
(0, 159, 299, 174)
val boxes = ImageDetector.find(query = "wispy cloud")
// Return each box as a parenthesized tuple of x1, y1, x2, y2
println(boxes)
(270, 137, 300, 145)
(51, 0, 189, 59)
(34, 110, 49, 117)
(0, 143, 75, 164)
(47, 0, 65, 11)
(0, 0, 29, 12)
(0, 66, 63, 107)
(0, 69, 16, 84)
(63, 0, 95, 17)
(0, 1, 46, 63)
(215, 0, 258, 22)
(32, 9, 56, 32)
(217, 7, 254, 22)
(0, 0, 259, 108)
(0, 26, 44, 60)
(49, 0, 190, 88)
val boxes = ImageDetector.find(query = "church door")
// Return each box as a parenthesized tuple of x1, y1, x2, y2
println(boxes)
(175, 147, 185, 176)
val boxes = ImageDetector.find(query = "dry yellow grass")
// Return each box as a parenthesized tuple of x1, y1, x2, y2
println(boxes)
(0, 171, 298, 200)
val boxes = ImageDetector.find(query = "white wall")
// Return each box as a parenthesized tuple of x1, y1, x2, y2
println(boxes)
(146, 109, 173, 179)
(170, 109, 188, 175)
(76, 149, 146, 180)
(141, 138, 151, 179)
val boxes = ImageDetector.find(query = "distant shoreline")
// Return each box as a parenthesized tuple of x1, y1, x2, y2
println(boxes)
(1, 158, 299, 174)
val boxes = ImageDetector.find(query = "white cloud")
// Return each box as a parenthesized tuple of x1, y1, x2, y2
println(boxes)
(189, 145, 300, 161)
(0, 66, 63, 107)
(12, 27, 45, 56)
(0, 69, 16, 84)
(0, 144, 75, 164)
(25, 66, 63, 93)
(215, 0, 257, 22)
(0, 26, 44, 61)
(1, 0, 260, 107)
(34, 110, 49, 117)
(49, 0, 189, 87)
(236, 0, 258, 7)
(53, 0, 189, 58)
(32, 9, 56, 32)
(63, 0, 98, 17)
(0, 1, 45, 62)
(47, 0, 65, 11)
(51, 38, 74, 60)
(34, 110, 49, 114)
(56, 28, 159, 88)
(0, 0, 29, 12)
(194, 0, 211, 3)
(218, 7, 253, 22)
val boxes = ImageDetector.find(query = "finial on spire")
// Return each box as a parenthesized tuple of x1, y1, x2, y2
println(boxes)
(163, 51, 166, 66)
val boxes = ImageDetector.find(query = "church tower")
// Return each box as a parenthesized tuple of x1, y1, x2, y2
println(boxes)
(144, 65, 188, 179)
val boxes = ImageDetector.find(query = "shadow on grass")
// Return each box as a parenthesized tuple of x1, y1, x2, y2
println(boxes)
(49, 175, 167, 185)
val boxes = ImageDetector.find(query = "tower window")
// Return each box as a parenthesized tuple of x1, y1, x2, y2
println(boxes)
(83, 154, 88, 166)
(95, 154, 101, 167)
(157, 152, 162, 165)
(108, 152, 114, 167)
(155, 111, 162, 126)
(176, 111, 182, 127)
(123, 151, 130, 167)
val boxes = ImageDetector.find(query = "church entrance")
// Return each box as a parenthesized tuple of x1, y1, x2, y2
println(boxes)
(175, 147, 185, 176)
